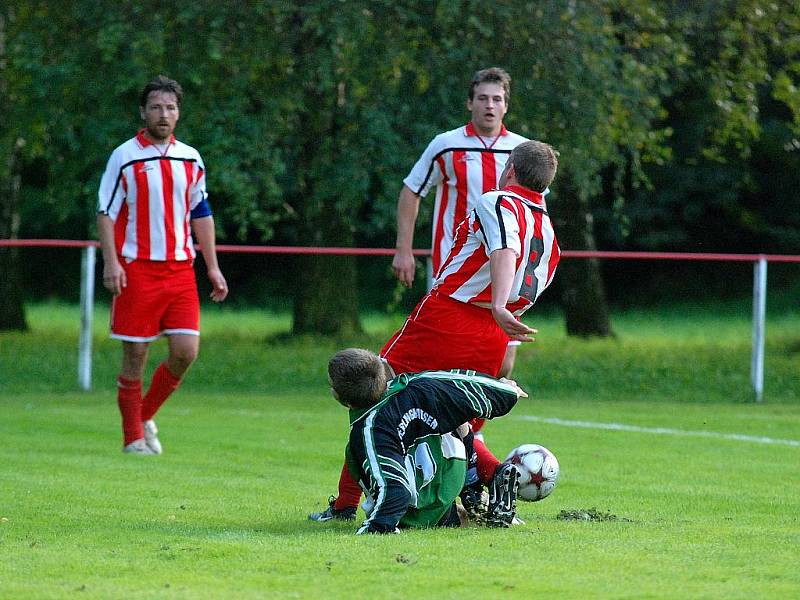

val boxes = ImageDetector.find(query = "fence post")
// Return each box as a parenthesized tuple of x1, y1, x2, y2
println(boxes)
(78, 245, 96, 391)
(750, 256, 767, 402)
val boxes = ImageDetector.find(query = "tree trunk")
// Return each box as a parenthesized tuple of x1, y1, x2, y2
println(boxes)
(292, 201, 362, 337)
(289, 69, 362, 336)
(552, 170, 613, 337)
(0, 142, 28, 331)
(292, 257, 361, 336)
(0, 11, 26, 330)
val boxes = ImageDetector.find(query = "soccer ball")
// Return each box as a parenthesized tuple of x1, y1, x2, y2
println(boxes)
(505, 444, 560, 501)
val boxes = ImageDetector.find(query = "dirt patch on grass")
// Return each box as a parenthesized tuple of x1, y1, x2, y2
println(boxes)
(557, 507, 633, 522)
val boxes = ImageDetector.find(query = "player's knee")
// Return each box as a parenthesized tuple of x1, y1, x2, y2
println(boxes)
(169, 346, 198, 373)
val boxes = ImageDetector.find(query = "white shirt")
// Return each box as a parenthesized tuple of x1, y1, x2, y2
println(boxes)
(98, 130, 206, 261)
(434, 185, 560, 316)
(403, 122, 528, 272)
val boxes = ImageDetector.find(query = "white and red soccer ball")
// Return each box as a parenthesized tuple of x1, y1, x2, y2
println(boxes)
(505, 444, 560, 501)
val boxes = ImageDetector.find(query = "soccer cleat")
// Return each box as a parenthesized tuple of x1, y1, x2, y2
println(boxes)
(308, 496, 357, 522)
(459, 483, 488, 523)
(122, 438, 157, 455)
(143, 420, 162, 454)
(486, 463, 520, 528)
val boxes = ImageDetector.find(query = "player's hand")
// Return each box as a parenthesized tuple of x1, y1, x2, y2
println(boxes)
(391, 250, 416, 288)
(102, 261, 126, 296)
(491, 306, 537, 342)
(498, 377, 529, 398)
(207, 268, 228, 302)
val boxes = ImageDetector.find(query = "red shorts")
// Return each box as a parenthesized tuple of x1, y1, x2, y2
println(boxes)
(110, 259, 199, 342)
(380, 292, 509, 378)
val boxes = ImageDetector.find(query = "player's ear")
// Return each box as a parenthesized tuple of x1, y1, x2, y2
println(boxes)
(139, 106, 146, 121)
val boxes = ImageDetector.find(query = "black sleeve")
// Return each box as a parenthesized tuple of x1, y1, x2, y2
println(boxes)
(407, 371, 520, 434)
(355, 426, 412, 534)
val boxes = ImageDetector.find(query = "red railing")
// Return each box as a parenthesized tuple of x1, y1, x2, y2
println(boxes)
(3, 238, 798, 400)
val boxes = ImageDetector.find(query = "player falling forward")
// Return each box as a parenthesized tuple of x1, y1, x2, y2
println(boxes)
(327, 349, 528, 533)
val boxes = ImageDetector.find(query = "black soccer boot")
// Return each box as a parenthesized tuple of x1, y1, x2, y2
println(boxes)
(308, 496, 357, 522)
(486, 463, 520, 528)
(459, 481, 487, 523)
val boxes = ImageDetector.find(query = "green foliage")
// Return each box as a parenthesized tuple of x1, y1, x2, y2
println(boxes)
(2, 0, 799, 310)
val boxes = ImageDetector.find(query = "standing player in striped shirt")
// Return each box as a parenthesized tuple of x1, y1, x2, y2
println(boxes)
(97, 75, 228, 455)
(392, 67, 528, 378)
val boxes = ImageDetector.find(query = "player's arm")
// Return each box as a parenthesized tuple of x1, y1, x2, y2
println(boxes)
(489, 249, 536, 342)
(391, 185, 421, 288)
(355, 431, 410, 534)
(191, 215, 228, 302)
(417, 372, 527, 433)
(96, 214, 126, 296)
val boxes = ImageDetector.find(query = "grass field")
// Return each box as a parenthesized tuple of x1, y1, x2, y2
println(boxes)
(1, 302, 799, 599)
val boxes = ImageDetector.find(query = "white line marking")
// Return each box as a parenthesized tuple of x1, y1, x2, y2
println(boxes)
(515, 415, 800, 447)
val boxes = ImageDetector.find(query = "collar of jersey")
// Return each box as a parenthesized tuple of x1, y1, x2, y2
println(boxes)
(465, 122, 508, 137)
(347, 373, 413, 426)
(136, 128, 176, 148)
(502, 184, 545, 207)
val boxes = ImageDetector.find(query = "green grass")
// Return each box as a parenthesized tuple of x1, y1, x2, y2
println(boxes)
(1, 302, 799, 598)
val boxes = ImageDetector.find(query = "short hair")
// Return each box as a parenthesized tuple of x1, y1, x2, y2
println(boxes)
(509, 140, 559, 193)
(328, 348, 388, 409)
(468, 67, 512, 103)
(140, 75, 183, 108)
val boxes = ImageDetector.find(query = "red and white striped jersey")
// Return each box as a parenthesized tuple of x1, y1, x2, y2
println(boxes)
(97, 130, 207, 261)
(433, 185, 560, 317)
(403, 123, 528, 272)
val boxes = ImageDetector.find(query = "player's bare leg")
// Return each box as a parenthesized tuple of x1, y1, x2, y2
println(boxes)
(498, 343, 517, 379)
(165, 333, 199, 378)
(121, 341, 149, 380)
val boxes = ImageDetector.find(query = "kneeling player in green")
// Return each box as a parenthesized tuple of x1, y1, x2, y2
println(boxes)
(327, 348, 528, 534)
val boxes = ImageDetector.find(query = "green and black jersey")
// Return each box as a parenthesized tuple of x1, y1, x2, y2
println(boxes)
(346, 370, 519, 534)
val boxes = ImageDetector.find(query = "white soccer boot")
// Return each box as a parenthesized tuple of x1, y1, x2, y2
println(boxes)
(143, 420, 163, 454)
(123, 438, 157, 455)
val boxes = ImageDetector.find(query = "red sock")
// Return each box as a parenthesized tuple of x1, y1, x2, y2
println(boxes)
(475, 437, 501, 484)
(117, 376, 143, 446)
(334, 463, 362, 510)
(141, 362, 181, 421)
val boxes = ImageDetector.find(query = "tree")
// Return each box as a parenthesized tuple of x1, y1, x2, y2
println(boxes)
(0, 7, 28, 331)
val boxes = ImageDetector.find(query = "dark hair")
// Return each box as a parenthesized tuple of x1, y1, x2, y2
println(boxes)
(468, 67, 512, 103)
(139, 75, 183, 108)
(510, 140, 559, 193)
(328, 348, 388, 409)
